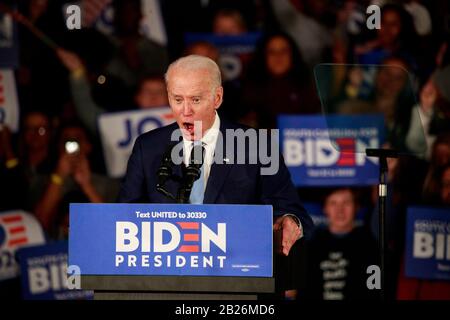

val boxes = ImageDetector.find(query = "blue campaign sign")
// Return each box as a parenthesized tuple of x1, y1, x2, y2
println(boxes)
(16, 241, 94, 300)
(184, 32, 261, 81)
(405, 206, 450, 281)
(69, 203, 273, 277)
(278, 114, 384, 186)
(185, 32, 262, 47)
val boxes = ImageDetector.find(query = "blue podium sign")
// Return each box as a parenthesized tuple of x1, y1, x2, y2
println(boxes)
(69, 204, 273, 277)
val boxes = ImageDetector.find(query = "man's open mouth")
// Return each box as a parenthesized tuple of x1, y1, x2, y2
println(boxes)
(183, 122, 194, 133)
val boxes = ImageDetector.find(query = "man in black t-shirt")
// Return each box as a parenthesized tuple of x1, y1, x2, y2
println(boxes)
(299, 188, 379, 300)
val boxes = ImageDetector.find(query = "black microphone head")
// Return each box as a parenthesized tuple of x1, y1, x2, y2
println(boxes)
(184, 165, 201, 180)
(189, 144, 205, 167)
(182, 144, 205, 187)
(157, 165, 172, 185)
(156, 143, 176, 188)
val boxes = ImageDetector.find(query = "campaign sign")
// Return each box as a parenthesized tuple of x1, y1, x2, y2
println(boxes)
(69, 203, 273, 277)
(83, 0, 167, 46)
(0, 211, 45, 281)
(98, 107, 174, 178)
(405, 206, 450, 281)
(16, 241, 94, 300)
(0, 69, 20, 132)
(0, 11, 19, 68)
(184, 32, 261, 81)
(278, 115, 384, 186)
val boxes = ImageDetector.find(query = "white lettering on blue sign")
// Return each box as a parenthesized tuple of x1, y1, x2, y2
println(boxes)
(414, 232, 450, 260)
(115, 221, 226, 253)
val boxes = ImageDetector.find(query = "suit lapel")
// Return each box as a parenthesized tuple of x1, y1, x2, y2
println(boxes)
(203, 121, 233, 204)
(203, 161, 232, 204)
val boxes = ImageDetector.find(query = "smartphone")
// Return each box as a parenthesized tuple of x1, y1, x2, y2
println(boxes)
(65, 140, 80, 154)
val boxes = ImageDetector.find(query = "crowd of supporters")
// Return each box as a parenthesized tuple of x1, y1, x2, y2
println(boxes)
(0, 0, 449, 300)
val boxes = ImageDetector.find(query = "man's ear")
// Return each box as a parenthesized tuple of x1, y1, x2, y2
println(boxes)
(214, 86, 224, 109)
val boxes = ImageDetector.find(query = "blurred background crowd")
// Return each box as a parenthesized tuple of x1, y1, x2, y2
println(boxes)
(0, 0, 450, 300)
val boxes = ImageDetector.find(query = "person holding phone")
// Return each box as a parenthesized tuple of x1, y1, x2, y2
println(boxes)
(34, 121, 119, 239)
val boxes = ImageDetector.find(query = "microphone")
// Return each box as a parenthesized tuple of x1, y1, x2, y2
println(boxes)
(186, 143, 205, 180)
(156, 143, 177, 200)
(177, 143, 205, 203)
(189, 143, 205, 167)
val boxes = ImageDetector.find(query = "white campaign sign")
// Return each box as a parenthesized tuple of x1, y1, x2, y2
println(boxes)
(0, 69, 19, 132)
(0, 210, 46, 281)
(88, 0, 167, 45)
(140, 0, 167, 46)
(98, 107, 174, 178)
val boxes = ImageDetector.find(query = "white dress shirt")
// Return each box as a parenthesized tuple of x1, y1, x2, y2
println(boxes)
(182, 113, 221, 192)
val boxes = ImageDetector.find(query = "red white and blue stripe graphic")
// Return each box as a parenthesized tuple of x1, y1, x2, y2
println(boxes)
(0, 214, 29, 249)
(177, 222, 200, 252)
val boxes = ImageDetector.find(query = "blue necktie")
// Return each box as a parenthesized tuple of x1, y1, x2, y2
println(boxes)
(189, 142, 205, 204)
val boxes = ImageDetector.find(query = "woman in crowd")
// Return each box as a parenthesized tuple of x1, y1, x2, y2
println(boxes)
(355, 3, 419, 68)
(240, 31, 321, 128)
(423, 132, 450, 205)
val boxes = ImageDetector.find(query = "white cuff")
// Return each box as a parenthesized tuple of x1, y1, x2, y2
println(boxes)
(281, 213, 303, 240)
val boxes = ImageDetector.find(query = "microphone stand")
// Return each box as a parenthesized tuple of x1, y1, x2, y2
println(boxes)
(365, 148, 399, 301)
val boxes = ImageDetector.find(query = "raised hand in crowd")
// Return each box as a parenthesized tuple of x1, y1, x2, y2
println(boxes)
(420, 79, 438, 114)
(72, 154, 103, 203)
(54, 149, 101, 200)
(54, 151, 77, 179)
(55, 48, 86, 74)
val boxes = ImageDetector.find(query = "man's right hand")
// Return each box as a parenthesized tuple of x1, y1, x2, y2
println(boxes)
(273, 215, 302, 256)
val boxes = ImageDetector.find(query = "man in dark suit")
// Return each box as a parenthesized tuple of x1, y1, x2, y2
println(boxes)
(118, 55, 313, 260)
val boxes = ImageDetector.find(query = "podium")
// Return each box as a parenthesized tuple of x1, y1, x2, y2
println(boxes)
(69, 203, 275, 300)
(81, 275, 274, 300)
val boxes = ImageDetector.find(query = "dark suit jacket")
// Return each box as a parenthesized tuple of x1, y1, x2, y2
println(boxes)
(118, 119, 313, 238)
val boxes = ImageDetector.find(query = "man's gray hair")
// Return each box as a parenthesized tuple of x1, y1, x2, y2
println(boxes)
(165, 55, 222, 90)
